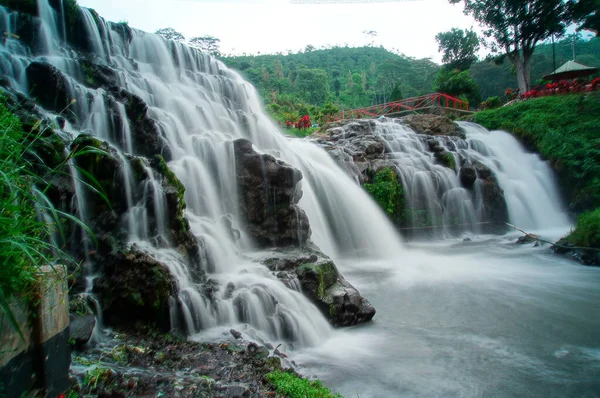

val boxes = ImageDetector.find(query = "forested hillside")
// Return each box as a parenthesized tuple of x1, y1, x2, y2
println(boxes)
(219, 37, 600, 126)
(221, 46, 439, 125)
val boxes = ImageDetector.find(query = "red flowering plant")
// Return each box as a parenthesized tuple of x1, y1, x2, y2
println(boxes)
(295, 115, 311, 129)
(591, 78, 600, 90)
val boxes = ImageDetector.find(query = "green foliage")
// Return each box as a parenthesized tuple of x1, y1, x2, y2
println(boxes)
(364, 168, 405, 222)
(222, 46, 440, 109)
(296, 68, 330, 105)
(567, 208, 600, 248)
(449, 0, 579, 92)
(479, 96, 502, 110)
(266, 370, 343, 398)
(435, 28, 480, 71)
(472, 37, 600, 99)
(390, 84, 403, 101)
(474, 93, 600, 210)
(433, 69, 481, 106)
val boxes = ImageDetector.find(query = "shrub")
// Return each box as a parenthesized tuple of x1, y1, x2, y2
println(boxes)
(567, 208, 600, 249)
(364, 167, 404, 222)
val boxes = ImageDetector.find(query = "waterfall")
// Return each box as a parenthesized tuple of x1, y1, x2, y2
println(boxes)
(335, 118, 570, 236)
(0, 4, 402, 346)
(0, 2, 569, 347)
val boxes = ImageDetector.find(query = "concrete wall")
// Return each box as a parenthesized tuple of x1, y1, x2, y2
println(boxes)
(0, 265, 70, 397)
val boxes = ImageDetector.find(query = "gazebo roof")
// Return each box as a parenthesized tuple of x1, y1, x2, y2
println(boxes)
(543, 60, 599, 81)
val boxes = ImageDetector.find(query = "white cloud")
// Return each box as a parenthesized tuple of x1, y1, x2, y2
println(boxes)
(78, 0, 479, 62)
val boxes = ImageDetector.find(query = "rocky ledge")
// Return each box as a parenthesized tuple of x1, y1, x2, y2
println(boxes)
(261, 246, 376, 326)
(67, 327, 292, 397)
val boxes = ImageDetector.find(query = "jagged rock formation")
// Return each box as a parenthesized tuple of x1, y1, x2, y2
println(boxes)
(234, 138, 310, 248)
(261, 246, 376, 326)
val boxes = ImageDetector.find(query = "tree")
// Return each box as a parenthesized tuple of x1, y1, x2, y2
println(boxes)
(155, 27, 185, 42)
(363, 30, 378, 46)
(189, 36, 221, 56)
(572, 0, 600, 35)
(449, 0, 578, 92)
(390, 84, 403, 101)
(435, 28, 480, 71)
(434, 68, 481, 106)
(295, 68, 329, 105)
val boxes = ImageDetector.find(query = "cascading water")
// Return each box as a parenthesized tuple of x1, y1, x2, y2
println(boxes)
(0, 0, 572, 351)
(0, 1, 402, 346)
(337, 118, 571, 237)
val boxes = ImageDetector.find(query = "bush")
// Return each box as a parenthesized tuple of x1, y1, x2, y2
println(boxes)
(364, 167, 404, 222)
(567, 208, 600, 249)
(266, 370, 342, 398)
(479, 96, 502, 110)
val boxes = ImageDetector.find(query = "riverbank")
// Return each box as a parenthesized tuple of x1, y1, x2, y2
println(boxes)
(66, 327, 342, 397)
(474, 93, 600, 264)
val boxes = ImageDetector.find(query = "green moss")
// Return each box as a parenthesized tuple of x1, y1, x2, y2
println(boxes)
(364, 167, 405, 223)
(298, 262, 337, 299)
(266, 370, 342, 398)
(567, 208, 600, 249)
(437, 152, 456, 170)
(153, 154, 186, 205)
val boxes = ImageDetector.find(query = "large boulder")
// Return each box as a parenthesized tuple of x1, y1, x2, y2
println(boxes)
(26, 62, 74, 122)
(234, 139, 310, 247)
(402, 114, 464, 138)
(262, 246, 376, 326)
(93, 246, 177, 331)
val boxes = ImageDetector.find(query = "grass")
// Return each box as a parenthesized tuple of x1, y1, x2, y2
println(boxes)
(474, 93, 600, 212)
(0, 95, 108, 338)
(266, 370, 343, 398)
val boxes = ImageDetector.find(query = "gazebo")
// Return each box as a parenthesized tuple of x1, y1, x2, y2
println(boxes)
(543, 60, 599, 81)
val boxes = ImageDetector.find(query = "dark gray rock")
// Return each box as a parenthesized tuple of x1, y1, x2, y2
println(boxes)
(69, 314, 96, 348)
(234, 138, 311, 248)
(402, 114, 464, 138)
(230, 329, 242, 339)
(261, 246, 376, 326)
(459, 162, 477, 189)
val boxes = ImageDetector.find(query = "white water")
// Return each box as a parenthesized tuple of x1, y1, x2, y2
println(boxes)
(0, 2, 580, 356)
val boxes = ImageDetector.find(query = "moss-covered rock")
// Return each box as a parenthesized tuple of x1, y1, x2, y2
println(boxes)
(262, 246, 376, 326)
(93, 246, 176, 331)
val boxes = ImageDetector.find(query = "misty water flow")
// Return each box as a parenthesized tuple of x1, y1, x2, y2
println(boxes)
(1, 3, 598, 396)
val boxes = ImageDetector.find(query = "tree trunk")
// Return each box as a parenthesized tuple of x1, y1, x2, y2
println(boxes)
(512, 51, 533, 93)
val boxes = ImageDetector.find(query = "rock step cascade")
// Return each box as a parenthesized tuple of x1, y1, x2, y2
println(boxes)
(0, 0, 384, 349)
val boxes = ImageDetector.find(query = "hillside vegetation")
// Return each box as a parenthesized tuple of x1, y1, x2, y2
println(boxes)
(474, 92, 600, 248)
(220, 37, 600, 128)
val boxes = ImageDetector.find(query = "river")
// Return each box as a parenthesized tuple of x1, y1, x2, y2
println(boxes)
(296, 232, 600, 397)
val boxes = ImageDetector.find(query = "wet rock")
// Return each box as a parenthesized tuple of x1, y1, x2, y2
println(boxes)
(459, 162, 477, 189)
(234, 138, 311, 248)
(516, 234, 539, 244)
(478, 175, 509, 233)
(111, 89, 173, 160)
(402, 114, 463, 138)
(261, 246, 376, 326)
(26, 62, 74, 122)
(93, 247, 177, 331)
(247, 343, 269, 359)
(230, 329, 242, 339)
(69, 314, 96, 348)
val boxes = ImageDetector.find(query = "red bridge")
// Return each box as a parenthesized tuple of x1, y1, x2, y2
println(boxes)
(328, 92, 470, 122)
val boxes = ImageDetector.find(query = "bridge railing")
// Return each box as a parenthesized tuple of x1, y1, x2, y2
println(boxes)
(327, 92, 469, 123)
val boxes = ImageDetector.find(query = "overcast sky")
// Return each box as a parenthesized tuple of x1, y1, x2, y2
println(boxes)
(77, 0, 480, 62)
